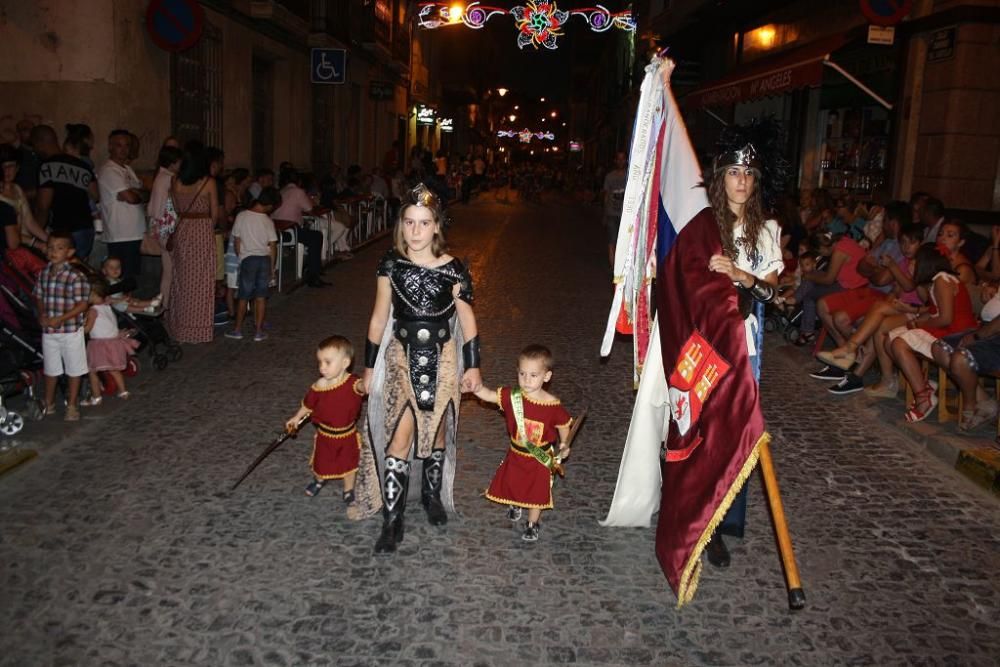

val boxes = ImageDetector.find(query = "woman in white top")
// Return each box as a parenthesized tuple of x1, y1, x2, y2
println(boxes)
(705, 143, 784, 568)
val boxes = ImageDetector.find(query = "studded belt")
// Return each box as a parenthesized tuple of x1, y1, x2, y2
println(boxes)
(394, 319, 451, 347)
(394, 319, 449, 411)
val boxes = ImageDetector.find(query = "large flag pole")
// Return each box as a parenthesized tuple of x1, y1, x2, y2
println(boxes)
(758, 441, 806, 609)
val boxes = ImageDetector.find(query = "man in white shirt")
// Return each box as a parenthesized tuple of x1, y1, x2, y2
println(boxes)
(98, 130, 148, 280)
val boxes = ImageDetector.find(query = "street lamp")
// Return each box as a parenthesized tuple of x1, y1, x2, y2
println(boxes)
(514, 105, 519, 110)
(509, 114, 517, 122)
(550, 111, 557, 118)
(497, 88, 508, 97)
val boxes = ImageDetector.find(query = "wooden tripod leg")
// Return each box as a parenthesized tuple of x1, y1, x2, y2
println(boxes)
(758, 440, 806, 610)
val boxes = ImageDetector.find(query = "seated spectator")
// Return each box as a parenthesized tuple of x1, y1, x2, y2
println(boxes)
(788, 231, 869, 345)
(888, 244, 977, 422)
(816, 201, 910, 348)
(369, 167, 390, 199)
(932, 282, 1000, 431)
(246, 168, 274, 205)
(271, 169, 328, 288)
(814, 222, 924, 394)
(804, 188, 834, 231)
(935, 219, 975, 284)
(919, 196, 946, 243)
(974, 225, 1000, 281)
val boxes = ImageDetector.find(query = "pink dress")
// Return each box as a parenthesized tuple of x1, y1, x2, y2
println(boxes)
(167, 184, 216, 344)
(87, 304, 139, 371)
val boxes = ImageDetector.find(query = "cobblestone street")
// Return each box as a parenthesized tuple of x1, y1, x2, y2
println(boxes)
(2, 193, 999, 666)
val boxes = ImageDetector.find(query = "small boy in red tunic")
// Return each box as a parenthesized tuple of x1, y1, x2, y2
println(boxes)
(474, 345, 572, 542)
(286, 335, 366, 506)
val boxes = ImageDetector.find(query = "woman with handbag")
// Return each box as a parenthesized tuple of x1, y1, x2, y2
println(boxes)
(166, 142, 218, 344)
(147, 144, 182, 308)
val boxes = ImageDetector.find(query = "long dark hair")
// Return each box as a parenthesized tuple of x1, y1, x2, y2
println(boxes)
(177, 140, 208, 186)
(709, 168, 766, 265)
(912, 243, 955, 286)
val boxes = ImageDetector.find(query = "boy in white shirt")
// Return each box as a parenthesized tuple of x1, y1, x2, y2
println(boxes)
(226, 188, 279, 342)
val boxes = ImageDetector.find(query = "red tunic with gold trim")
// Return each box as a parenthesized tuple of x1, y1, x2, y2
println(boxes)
(303, 374, 365, 480)
(485, 387, 572, 510)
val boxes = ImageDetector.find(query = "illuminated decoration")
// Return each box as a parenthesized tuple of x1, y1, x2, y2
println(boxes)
(416, 105, 437, 125)
(439, 118, 454, 132)
(568, 141, 582, 152)
(417, 2, 635, 50)
(498, 128, 556, 143)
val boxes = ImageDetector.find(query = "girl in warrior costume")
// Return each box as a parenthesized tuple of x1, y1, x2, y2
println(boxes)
(705, 144, 784, 568)
(362, 184, 482, 555)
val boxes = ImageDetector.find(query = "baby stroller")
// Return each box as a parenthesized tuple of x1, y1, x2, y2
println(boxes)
(763, 291, 804, 343)
(0, 291, 46, 433)
(116, 308, 182, 371)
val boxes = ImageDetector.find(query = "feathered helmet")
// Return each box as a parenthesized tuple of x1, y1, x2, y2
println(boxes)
(713, 116, 790, 211)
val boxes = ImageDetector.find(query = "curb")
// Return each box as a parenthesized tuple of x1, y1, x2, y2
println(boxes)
(777, 342, 1000, 499)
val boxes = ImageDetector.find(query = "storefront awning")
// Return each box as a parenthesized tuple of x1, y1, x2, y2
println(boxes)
(684, 34, 891, 110)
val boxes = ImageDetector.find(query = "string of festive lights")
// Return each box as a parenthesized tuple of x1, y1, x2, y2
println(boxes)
(417, 2, 635, 50)
(498, 128, 556, 143)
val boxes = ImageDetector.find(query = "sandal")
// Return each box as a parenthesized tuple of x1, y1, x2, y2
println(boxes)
(44, 404, 57, 416)
(816, 344, 857, 370)
(904, 385, 938, 423)
(958, 400, 998, 432)
(343, 489, 355, 505)
(304, 480, 325, 497)
(117, 391, 130, 400)
(79, 396, 103, 407)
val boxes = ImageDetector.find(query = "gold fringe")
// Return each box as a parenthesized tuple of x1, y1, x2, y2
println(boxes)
(674, 431, 770, 608)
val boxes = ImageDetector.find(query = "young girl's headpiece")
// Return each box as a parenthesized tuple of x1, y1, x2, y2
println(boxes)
(408, 183, 440, 209)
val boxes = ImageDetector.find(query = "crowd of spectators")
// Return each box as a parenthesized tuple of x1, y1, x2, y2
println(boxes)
(771, 185, 1000, 442)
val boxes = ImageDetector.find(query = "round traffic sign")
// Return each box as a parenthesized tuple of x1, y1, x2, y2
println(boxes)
(146, 0, 205, 53)
(859, 0, 913, 27)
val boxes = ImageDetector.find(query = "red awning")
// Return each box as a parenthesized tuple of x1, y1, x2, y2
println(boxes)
(684, 34, 847, 109)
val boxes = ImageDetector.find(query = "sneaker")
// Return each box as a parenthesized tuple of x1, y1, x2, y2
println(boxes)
(521, 522, 540, 542)
(828, 374, 864, 395)
(253, 331, 268, 342)
(224, 329, 244, 340)
(506, 506, 522, 522)
(809, 364, 846, 381)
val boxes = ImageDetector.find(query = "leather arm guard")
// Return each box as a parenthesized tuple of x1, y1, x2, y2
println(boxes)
(745, 277, 777, 304)
(462, 336, 481, 369)
(365, 339, 380, 369)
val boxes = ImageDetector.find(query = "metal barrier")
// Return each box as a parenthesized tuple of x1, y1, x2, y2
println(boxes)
(334, 196, 392, 250)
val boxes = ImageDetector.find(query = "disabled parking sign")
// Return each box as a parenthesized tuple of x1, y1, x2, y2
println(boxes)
(311, 49, 346, 84)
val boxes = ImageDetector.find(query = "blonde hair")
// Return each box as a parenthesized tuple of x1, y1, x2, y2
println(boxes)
(393, 185, 446, 257)
(317, 335, 353, 361)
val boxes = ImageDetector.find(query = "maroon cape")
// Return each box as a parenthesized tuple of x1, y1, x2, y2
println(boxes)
(654, 206, 768, 606)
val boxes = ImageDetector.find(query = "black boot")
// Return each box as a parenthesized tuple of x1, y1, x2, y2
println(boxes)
(374, 456, 410, 555)
(421, 450, 448, 526)
(705, 531, 731, 568)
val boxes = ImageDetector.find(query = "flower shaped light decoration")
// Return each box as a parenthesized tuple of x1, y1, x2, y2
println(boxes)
(416, 2, 634, 50)
(497, 129, 557, 144)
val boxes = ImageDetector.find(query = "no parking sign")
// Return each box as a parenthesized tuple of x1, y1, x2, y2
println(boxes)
(146, 0, 205, 53)
(859, 0, 913, 27)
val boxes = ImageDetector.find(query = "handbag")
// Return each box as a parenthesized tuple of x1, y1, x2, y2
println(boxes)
(164, 179, 208, 252)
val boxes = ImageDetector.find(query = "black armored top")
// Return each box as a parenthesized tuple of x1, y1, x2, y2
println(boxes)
(377, 249, 474, 322)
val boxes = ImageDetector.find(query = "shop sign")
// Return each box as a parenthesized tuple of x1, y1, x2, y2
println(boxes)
(416, 106, 437, 126)
(439, 118, 454, 133)
(867, 25, 895, 46)
(927, 27, 955, 62)
(859, 0, 912, 27)
(370, 81, 394, 101)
